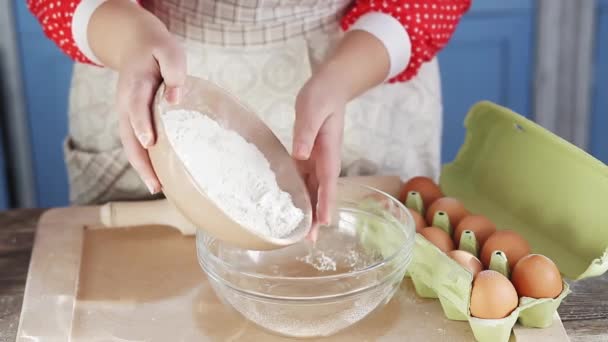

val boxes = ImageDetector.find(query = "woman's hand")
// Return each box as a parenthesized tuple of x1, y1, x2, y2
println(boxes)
(292, 30, 390, 239)
(293, 68, 347, 239)
(89, 0, 186, 194)
(115, 32, 185, 195)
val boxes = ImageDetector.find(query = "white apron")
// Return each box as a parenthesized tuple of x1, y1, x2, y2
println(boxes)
(65, 0, 443, 204)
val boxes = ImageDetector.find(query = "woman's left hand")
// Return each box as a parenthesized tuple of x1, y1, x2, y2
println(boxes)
(291, 31, 391, 240)
(292, 66, 347, 240)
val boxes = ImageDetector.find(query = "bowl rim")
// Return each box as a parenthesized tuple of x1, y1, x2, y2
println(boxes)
(197, 179, 416, 282)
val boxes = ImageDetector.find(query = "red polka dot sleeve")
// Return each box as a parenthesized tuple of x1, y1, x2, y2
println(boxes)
(27, 0, 142, 65)
(342, 0, 472, 83)
(27, 0, 92, 63)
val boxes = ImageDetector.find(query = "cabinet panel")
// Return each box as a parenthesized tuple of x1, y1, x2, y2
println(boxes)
(13, 0, 72, 207)
(0, 135, 9, 210)
(590, 0, 608, 164)
(439, 1, 535, 163)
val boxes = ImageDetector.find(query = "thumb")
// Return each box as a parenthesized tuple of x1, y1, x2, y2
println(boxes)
(155, 39, 187, 104)
(293, 94, 328, 160)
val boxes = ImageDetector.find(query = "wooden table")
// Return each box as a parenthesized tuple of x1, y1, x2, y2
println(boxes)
(0, 209, 607, 342)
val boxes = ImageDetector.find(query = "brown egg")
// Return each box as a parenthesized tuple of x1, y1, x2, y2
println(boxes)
(408, 208, 426, 233)
(470, 270, 519, 319)
(454, 215, 497, 247)
(399, 176, 443, 209)
(512, 254, 563, 299)
(425, 197, 469, 228)
(480, 230, 530, 269)
(420, 227, 455, 253)
(448, 250, 483, 276)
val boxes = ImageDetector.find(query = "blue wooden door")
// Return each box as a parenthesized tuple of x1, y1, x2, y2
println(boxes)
(438, 0, 535, 163)
(13, 0, 72, 207)
(0, 133, 9, 209)
(591, 0, 608, 164)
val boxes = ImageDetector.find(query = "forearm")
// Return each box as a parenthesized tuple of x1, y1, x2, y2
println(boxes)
(319, 31, 390, 101)
(88, 0, 169, 69)
(342, 0, 471, 83)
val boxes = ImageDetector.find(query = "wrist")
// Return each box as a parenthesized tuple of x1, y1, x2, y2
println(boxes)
(314, 60, 351, 102)
(318, 30, 389, 101)
(118, 19, 171, 68)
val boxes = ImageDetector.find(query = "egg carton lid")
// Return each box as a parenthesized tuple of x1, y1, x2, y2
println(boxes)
(440, 101, 608, 280)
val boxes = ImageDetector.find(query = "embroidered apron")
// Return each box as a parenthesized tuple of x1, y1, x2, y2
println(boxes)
(66, 0, 443, 205)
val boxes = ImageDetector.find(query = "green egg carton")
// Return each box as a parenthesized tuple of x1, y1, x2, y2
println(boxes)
(357, 101, 607, 341)
(403, 101, 608, 342)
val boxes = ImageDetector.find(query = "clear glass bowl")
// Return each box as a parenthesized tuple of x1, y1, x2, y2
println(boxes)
(195, 180, 415, 338)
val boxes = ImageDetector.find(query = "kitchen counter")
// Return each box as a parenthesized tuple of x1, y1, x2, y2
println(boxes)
(0, 209, 607, 342)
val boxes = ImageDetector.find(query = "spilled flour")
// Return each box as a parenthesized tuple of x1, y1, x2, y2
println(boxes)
(296, 247, 373, 273)
(162, 109, 304, 238)
(297, 250, 337, 272)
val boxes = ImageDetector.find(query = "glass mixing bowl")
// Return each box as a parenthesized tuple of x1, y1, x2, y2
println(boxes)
(195, 180, 415, 338)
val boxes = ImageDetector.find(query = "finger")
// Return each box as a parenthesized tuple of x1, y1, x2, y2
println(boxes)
(307, 221, 321, 243)
(305, 169, 320, 220)
(292, 92, 330, 160)
(119, 114, 161, 194)
(117, 67, 160, 149)
(295, 160, 321, 242)
(295, 159, 318, 216)
(314, 112, 344, 226)
(154, 39, 187, 104)
(304, 171, 321, 242)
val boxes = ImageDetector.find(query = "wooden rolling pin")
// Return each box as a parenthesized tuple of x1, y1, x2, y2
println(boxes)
(96, 175, 403, 235)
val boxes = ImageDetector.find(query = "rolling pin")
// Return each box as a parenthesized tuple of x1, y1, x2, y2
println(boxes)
(96, 175, 403, 235)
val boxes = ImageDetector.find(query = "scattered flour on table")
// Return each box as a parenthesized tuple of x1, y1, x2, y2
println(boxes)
(161, 109, 304, 238)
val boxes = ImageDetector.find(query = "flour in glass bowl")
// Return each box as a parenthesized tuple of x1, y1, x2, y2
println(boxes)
(161, 109, 304, 238)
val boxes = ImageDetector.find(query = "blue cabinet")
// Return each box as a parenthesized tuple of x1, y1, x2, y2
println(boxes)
(0, 134, 9, 210)
(438, 0, 535, 163)
(13, 0, 72, 207)
(591, 0, 608, 163)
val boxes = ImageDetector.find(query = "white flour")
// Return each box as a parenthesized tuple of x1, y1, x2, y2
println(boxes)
(161, 109, 304, 239)
(297, 250, 337, 272)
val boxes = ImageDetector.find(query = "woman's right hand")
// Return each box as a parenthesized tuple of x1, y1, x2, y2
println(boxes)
(115, 31, 186, 195)
(89, 0, 186, 194)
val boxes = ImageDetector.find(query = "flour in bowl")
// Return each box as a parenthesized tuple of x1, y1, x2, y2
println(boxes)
(161, 109, 304, 238)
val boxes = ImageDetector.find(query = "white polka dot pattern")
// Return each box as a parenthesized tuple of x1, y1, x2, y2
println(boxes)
(342, 0, 471, 82)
